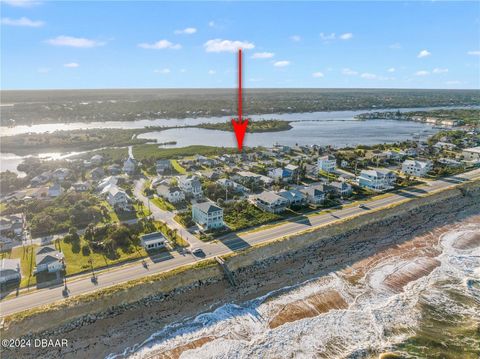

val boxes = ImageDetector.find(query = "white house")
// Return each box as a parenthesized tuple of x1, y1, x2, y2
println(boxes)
(35, 246, 65, 274)
(123, 157, 137, 175)
(177, 175, 203, 198)
(156, 185, 185, 203)
(329, 181, 353, 197)
(0, 258, 21, 284)
(254, 191, 289, 213)
(278, 189, 307, 207)
(0, 213, 24, 235)
(268, 168, 293, 183)
(192, 202, 224, 230)
(72, 181, 90, 192)
(216, 178, 249, 194)
(317, 155, 336, 173)
(402, 160, 432, 177)
(358, 169, 397, 191)
(462, 146, 480, 162)
(97, 176, 118, 191)
(52, 168, 71, 182)
(300, 186, 326, 205)
(105, 185, 131, 209)
(140, 232, 167, 250)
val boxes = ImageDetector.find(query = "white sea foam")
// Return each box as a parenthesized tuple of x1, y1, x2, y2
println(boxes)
(107, 218, 480, 359)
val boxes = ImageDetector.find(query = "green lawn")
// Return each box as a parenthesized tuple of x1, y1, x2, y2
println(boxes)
(1, 245, 38, 288)
(151, 197, 175, 211)
(171, 159, 187, 174)
(57, 237, 148, 276)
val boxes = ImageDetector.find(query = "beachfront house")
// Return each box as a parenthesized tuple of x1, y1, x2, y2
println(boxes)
(358, 169, 396, 191)
(300, 186, 326, 205)
(254, 191, 289, 213)
(140, 232, 167, 250)
(34, 246, 65, 274)
(192, 202, 224, 230)
(278, 189, 307, 207)
(0, 258, 21, 285)
(402, 159, 432, 177)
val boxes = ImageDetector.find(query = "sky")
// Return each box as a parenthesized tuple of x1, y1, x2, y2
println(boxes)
(1, 0, 479, 90)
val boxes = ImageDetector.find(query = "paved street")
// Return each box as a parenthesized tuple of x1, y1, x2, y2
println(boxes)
(1, 169, 479, 318)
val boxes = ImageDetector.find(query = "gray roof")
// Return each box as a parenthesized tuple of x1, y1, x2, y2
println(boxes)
(141, 231, 166, 243)
(193, 202, 223, 214)
(256, 191, 286, 204)
(0, 258, 20, 273)
(35, 246, 64, 266)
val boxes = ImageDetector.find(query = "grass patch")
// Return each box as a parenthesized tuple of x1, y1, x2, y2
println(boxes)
(1, 245, 38, 288)
(132, 145, 237, 161)
(151, 197, 175, 211)
(171, 159, 187, 174)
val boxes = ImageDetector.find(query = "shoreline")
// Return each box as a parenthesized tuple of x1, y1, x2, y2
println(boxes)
(2, 180, 479, 359)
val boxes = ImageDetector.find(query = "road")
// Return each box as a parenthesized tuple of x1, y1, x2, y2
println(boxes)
(1, 169, 479, 317)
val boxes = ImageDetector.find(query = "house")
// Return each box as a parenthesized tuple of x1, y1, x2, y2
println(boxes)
(48, 183, 64, 197)
(72, 181, 90, 192)
(285, 164, 300, 179)
(35, 246, 65, 273)
(402, 160, 432, 177)
(30, 171, 52, 186)
(438, 158, 462, 168)
(268, 168, 293, 183)
(462, 146, 480, 162)
(97, 176, 118, 191)
(358, 169, 397, 191)
(192, 202, 224, 230)
(278, 189, 307, 207)
(107, 164, 122, 175)
(405, 148, 418, 157)
(156, 185, 185, 203)
(300, 186, 326, 205)
(90, 154, 104, 165)
(105, 185, 131, 209)
(140, 232, 167, 250)
(434, 142, 457, 151)
(156, 159, 172, 174)
(328, 181, 353, 197)
(383, 150, 404, 161)
(90, 167, 105, 180)
(177, 175, 203, 198)
(254, 191, 289, 213)
(123, 157, 137, 175)
(0, 213, 24, 236)
(317, 155, 336, 173)
(52, 168, 71, 182)
(216, 178, 249, 194)
(232, 171, 262, 186)
(0, 258, 21, 284)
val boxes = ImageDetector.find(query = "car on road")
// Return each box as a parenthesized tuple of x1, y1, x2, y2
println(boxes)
(190, 247, 206, 258)
(358, 203, 368, 209)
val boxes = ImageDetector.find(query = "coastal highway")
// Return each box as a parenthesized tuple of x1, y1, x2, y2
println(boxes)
(1, 169, 479, 317)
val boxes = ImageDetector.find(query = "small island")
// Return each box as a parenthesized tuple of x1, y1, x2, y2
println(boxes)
(197, 119, 293, 133)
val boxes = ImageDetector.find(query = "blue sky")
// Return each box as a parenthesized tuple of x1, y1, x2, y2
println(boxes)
(1, 0, 479, 89)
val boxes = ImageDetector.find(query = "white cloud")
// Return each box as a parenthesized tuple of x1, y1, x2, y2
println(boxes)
(1, 17, 44, 27)
(273, 60, 290, 67)
(467, 50, 480, 56)
(64, 62, 79, 68)
(138, 39, 181, 50)
(360, 73, 377, 80)
(389, 43, 401, 49)
(339, 32, 353, 40)
(204, 39, 254, 53)
(46, 36, 105, 48)
(208, 69, 216, 75)
(289, 35, 301, 42)
(387, 67, 396, 73)
(251, 52, 274, 59)
(154, 68, 171, 74)
(2, 0, 41, 7)
(432, 68, 448, 74)
(174, 27, 197, 35)
(417, 49, 431, 58)
(312, 72, 324, 78)
(415, 70, 430, 76)
(342, 68, 358, 76)
(320, 32, 336, 41)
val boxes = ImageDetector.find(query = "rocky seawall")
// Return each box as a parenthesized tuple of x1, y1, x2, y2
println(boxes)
(1, 179, 480, 359)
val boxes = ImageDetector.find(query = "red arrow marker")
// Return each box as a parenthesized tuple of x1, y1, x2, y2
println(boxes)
(232, 48, 249, 151)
